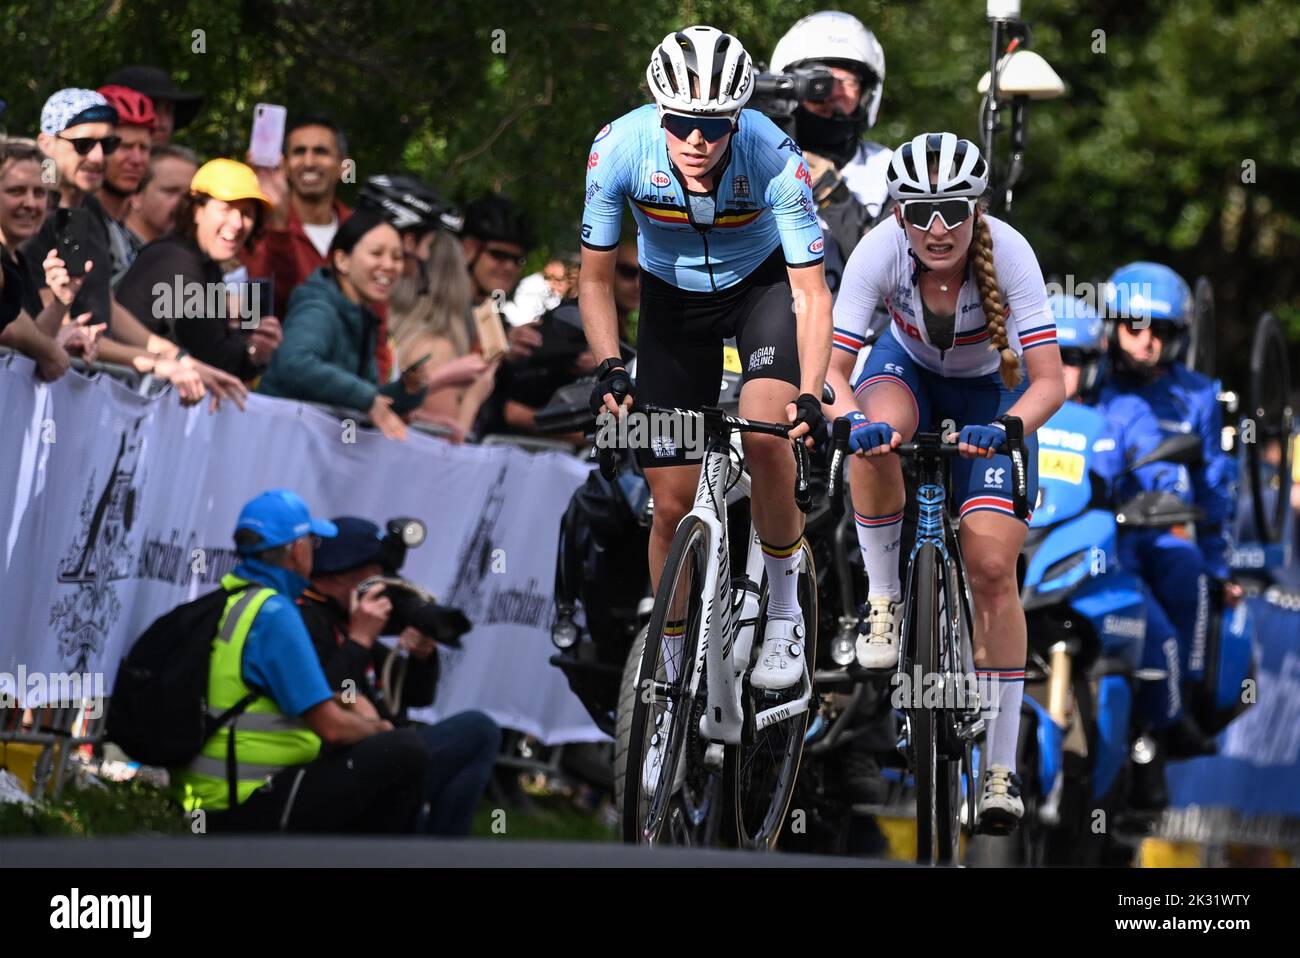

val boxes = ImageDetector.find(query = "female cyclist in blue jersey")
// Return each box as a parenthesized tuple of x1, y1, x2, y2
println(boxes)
(825, 133, 1065, 831)
(579, 26, 834, 701)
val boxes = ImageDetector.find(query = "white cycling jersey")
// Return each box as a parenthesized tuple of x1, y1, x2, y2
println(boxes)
(832, 213, 1057, 378)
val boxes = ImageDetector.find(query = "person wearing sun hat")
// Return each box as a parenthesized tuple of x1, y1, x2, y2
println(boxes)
(102, 64, 204, 146)
(114, 158, 285, 379)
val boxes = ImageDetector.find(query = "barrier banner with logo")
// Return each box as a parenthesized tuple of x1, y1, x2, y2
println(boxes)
(0, 359, 603, 744)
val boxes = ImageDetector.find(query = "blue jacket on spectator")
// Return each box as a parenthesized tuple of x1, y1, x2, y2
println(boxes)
(258, 267, 424, 416)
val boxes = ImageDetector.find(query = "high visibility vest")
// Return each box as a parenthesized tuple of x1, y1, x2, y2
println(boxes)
(174, 574, 322, 812)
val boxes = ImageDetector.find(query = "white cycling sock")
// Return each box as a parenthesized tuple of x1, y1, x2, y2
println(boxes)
(855, 509, 903, 600)
(661, 620, 686, 685)
(760, 538, 803, 623)
(977, 667, 1025, 773)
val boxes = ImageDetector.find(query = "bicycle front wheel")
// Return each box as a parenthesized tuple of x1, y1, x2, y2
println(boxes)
(911, 542, 963, 865)
(622, 515, 709, 845)
(727, 538, 819, 850)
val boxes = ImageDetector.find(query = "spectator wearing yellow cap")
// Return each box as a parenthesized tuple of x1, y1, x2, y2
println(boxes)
(115, 159, 284, 379)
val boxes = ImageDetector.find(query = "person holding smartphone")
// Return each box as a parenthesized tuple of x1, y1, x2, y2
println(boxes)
(258, 208, 427, 440)
(27, 88, 248, 411)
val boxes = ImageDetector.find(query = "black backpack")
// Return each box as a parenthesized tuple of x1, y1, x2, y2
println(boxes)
(107, 584, 265, 769)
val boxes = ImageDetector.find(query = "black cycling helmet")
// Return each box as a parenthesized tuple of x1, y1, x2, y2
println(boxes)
(358, 174, 463, 236)
(462, 193, 534, 250)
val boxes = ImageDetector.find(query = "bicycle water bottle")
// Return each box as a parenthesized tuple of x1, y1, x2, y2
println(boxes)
(731, 577, 763, 677)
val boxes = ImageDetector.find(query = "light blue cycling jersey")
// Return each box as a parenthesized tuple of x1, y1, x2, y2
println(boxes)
(581, 104, 825, 293)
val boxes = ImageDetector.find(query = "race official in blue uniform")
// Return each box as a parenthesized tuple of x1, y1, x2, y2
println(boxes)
(1097, 263, 1242, 758)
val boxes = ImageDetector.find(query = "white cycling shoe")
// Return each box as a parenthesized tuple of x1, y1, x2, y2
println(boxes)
(976, 765, 1025, 834)
(749, 618, 806, 691)
(641, 700, 679, 795)
(856, 597, 900, 670)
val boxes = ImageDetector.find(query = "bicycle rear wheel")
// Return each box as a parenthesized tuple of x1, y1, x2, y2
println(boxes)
(727, 539, 819, 850)
(622, 515, 709, 845)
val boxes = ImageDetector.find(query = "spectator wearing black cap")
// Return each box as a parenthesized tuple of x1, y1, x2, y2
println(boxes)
(258, 208, 425, 439)
(103, 65, 204, 146)
(298, 517, 500, 836)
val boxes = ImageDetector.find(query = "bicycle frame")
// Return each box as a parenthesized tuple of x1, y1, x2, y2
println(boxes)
(894, 460, 980, 737)
(662, 414, 814, 747)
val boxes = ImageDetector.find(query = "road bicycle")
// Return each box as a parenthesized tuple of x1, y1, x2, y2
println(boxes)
(825, 416, 1029, 864)
(617, 402, 821, 849)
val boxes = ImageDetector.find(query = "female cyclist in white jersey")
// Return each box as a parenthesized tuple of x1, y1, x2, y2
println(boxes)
(824, 132, 1065, 831)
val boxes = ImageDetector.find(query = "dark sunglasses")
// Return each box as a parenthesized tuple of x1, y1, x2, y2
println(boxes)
(1119, 318, 1180, 340)
(483, 246, 526, 267)
(901, 198, 976, 232)
(58, 133, 121, 157)
(661, 112, 735, 143)
(615, 263, 639, 280)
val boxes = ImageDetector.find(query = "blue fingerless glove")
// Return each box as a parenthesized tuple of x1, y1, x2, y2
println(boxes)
(844, 411, 895, 454)
(958, 421, 1006, 455)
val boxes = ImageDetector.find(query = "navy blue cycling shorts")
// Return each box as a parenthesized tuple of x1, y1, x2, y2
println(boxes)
(854, 330, 1038, 524)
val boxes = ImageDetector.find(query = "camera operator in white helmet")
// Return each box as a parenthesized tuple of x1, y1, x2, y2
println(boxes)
(770, 11, 893, 241)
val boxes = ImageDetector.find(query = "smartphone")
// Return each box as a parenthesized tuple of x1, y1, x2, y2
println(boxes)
(474, 300, 509, 362)
(251, 277, 274, 320)
(401, 353, 432, 377)
(249, 103, 287, 167)
(54, 208, 97, 277)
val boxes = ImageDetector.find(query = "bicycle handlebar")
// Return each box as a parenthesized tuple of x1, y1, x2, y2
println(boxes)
(825, 416, 1030, 520)
(597, 403, 816, 513)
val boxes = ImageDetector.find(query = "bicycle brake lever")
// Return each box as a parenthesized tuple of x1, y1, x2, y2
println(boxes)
(598, 443, 619, 481)
(999, 415, 1029, 519)
(793, 437, 813, 514)
(827, 416, 851, 520)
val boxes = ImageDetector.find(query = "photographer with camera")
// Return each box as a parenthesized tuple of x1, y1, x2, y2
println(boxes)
(764, 12, 893, 262)
(297, 516, 500, 837)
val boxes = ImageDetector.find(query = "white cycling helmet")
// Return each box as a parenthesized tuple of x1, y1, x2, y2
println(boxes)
(887, 132, 989, 200)
(646, 26, 754, 116)
(770, 11, 886, 128)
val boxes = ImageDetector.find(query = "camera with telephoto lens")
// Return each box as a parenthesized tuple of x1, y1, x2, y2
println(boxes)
(750, 66, 835, 120)
(357, 517, 473, 647)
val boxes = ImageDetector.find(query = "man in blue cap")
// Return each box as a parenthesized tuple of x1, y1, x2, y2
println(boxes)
(298, 516, 500, 836)
(173, 489, 431, 833)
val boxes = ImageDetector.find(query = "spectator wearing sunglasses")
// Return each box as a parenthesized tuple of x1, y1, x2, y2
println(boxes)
(24, 89, 121, 332)
(23, 90, 247, 410)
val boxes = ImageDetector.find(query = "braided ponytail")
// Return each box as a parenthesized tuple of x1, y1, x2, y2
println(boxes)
(970, 211, 1023, 388)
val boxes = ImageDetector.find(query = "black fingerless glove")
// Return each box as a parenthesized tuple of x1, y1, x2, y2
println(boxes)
(791, 392, 826, 437)
(589, 358, 632, 413)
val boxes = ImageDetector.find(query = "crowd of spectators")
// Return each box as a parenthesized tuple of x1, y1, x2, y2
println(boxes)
(0, 66, 637, 448)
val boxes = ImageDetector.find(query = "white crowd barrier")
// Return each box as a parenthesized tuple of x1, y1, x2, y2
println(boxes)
(0, 355, 604, 745)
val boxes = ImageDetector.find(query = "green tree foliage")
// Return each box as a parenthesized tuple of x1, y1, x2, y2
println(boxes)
(1, 0, 1294, 385)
